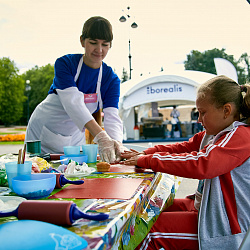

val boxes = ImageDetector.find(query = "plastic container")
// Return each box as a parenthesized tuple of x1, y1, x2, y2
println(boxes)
(5, 161, 32, 191)
(134, 125, 140, 140)
(26, 140, 41, 154)
(81, 144, 98, 163)
(12, 173, 56, 199)
(60, 154, 88, 165)
(63, 146, 81, 156)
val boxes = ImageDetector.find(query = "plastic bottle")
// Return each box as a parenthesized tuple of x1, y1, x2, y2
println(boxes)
(134, 125, 140, 140)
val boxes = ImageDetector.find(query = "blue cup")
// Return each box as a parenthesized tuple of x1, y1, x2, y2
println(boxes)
(63, 146, 81, 155)
(81, 144, 98, 163)
(5, 161, 32, 191)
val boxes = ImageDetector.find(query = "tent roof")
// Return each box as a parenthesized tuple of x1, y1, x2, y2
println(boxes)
(119, 70, 216, 109)
(120, 70, 216, 98)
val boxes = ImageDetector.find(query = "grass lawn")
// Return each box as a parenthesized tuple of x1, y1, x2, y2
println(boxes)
(0, 141, 24, 145)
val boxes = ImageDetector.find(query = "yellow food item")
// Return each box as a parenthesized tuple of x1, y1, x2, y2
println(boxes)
(31, 157, 51, 172)
(96, 162, 110, 172)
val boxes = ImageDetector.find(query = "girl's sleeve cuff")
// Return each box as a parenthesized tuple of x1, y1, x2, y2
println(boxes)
(137, 155, 152, 169)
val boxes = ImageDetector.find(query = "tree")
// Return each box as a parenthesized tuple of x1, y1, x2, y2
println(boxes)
(184, 48, 247, 84)
(0, 57, 26, 125)
(121, 67, 129, 83)
(22, 64, 54, 118)
(239, 53, 250, 82)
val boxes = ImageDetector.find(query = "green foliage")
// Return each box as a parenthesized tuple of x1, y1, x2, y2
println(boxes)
(239, 53, 250, 82)
(121, 67, 129, 83)
(0, 57, 26, 125)
(184, 48, 247, 84)
(22, 64, 54, 118)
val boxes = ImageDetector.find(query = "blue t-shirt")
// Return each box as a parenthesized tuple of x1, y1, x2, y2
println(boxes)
(48, 54, 120, 109)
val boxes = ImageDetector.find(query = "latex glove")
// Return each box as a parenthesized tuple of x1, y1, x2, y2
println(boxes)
(93, 131, 116, 163)
(114, 141, 129, 162)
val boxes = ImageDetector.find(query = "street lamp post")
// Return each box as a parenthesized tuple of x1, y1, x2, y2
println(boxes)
(119, 7, 138, 80)
(25, 80, 31, 124)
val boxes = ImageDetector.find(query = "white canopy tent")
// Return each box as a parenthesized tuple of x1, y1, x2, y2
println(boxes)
(119, 70, 216, 139)
(119, 59, 238, 139)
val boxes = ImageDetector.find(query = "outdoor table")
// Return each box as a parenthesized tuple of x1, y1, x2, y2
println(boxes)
(0, 162, 181, 250)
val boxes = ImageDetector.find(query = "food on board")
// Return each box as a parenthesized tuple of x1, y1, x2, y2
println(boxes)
(96, 162, 111, 172)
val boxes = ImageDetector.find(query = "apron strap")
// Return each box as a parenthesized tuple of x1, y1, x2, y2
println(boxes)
(74, 56, 103, 110)
(96, 64, 103, 109)
(74, 56, 83, 82)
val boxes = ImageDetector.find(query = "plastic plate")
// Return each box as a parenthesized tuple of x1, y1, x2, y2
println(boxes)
(0, 187, 11, 195)
(0, 196, 26, 212)
(64, 167, 96, 178)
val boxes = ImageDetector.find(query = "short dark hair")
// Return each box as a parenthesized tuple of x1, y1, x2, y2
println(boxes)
(81, 16, 113, 46)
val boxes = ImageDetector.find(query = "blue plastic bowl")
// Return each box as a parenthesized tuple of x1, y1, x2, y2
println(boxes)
(60, 154, 88, 165)
(63, 146, 81, 156)
(12, 173, 56, 199)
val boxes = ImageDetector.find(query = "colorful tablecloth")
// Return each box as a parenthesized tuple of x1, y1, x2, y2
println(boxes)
(0, 162, 181, 250)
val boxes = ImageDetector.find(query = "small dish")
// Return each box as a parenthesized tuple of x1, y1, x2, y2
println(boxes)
(0, 187, 11, 195)
(0, 196, 26, 212)
(64, 167, 96, 178)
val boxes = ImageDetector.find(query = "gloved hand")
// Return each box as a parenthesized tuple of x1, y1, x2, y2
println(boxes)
(114, 141, 129, 162)
(93, 131, 116, 163)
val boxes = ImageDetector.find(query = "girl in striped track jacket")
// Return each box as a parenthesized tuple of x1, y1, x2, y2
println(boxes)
(122, 75, 250, 250)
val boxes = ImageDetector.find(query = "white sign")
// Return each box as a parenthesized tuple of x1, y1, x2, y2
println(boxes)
(122, 82, 196, 110)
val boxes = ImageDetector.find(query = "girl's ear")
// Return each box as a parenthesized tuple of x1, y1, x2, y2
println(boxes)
(80, 36, 85, 48)
(223, 103, 232, 117)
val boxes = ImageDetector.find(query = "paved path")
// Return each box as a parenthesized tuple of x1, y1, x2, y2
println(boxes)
(0, 144, 24, 155)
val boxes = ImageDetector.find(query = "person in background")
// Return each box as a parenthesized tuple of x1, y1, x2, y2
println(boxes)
(191, 107, 202, 134)
(25, 16, 126, 163)
(122, 75, 250, 250)
(170, 105, 182, 137)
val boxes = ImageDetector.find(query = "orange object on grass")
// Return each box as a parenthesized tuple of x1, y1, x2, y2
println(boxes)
(0, 134, 25, 142)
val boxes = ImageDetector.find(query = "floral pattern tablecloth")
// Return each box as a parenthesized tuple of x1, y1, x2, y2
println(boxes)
(0, 161, 181, 250)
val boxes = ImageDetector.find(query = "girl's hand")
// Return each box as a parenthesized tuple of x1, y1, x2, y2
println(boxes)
(121, 149, 145, 159)
(122, 155, 141, 166)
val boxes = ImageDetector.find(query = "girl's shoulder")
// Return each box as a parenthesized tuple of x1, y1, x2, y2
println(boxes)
(235, 123, 250, 136)
(215, 122, 250, 146)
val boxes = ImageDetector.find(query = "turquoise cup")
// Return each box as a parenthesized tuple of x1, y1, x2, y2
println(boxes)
(26, 140, 41, 154)
(5, 161, 32, 191)
(81, 144, 98, 163)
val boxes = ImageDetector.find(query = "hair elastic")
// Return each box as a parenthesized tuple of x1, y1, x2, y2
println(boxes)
(240, 85, 247, 93)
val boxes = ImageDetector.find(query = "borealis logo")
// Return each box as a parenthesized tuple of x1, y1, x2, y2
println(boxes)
(147, 84, 182, 94)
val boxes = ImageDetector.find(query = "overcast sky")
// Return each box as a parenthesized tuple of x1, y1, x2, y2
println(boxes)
(0, 0, 249, 79)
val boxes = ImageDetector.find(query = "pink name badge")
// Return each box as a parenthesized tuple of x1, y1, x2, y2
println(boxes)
(84, 93, 97, 103)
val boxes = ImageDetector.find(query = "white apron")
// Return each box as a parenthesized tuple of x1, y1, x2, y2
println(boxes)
(26, 56, 103, 153)
(74, 56, 103, 113)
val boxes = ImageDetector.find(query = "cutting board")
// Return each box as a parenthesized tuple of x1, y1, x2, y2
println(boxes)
(49, 178, 143, 200)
